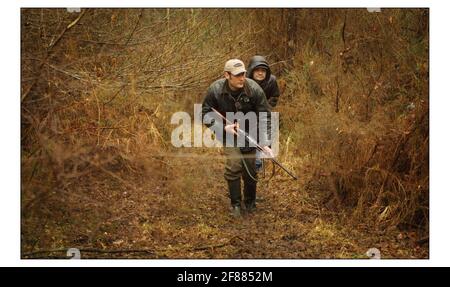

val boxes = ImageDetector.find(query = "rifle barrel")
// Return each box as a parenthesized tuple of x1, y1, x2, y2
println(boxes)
(210, 108, 297, 180)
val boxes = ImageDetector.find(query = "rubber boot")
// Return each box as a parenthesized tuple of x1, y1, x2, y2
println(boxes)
(243, 178, 257, 213)
(227, 179, 241, 218)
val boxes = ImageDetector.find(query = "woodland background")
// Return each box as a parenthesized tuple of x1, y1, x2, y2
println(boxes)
(21, 8, 428, 258)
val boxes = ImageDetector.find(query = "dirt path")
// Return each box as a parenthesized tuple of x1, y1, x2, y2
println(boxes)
(22, 149, 428, 259)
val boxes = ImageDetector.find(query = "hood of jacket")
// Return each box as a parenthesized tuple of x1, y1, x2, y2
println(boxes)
(246, 55, 272, 82)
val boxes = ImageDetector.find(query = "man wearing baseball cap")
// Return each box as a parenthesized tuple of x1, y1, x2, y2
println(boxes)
(201, 59, 274, 218)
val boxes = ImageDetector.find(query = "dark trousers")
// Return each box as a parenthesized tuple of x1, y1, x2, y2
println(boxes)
(224, 147, 257, 207)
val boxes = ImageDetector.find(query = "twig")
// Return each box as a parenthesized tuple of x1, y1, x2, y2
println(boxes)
(44, 63, 86, 82)
(416, 236, 429, 245)
(21, 9, 88, 102)
(23, 242, 230, 258)
(124, 9, 144, 46)
(23, 248, 155, 257)
(190, 242, 229, 251)
(341, 12, 347, 48)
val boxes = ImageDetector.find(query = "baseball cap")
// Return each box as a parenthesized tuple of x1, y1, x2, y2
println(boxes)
(224, 59, 246, 75)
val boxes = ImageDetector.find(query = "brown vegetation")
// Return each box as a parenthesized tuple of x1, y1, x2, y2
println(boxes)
(21, 8, 428, 259)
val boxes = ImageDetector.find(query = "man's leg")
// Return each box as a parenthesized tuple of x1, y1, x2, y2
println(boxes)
(224, 147, 243, 217)
(242, 150, 257, 213)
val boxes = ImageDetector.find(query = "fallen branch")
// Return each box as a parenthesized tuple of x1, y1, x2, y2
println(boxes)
(416, 236, 429, 245)
(23, 242, 230, 258)
(23, 248, 155, 257)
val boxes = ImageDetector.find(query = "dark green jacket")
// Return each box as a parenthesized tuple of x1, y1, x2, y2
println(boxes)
(201, 78, 272, 150)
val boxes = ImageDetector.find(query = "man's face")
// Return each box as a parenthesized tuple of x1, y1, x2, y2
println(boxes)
(225, 72, 246, 91)
(253, 67, 267, 81)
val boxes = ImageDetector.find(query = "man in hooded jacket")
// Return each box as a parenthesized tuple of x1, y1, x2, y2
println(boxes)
(247, 55, 281, 108)
(247, 55, 281, 171)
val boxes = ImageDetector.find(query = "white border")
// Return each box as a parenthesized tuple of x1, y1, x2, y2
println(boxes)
(2, 0, 449, 267)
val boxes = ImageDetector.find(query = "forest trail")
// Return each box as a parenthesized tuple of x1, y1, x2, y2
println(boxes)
(22, 148, 427, 259)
